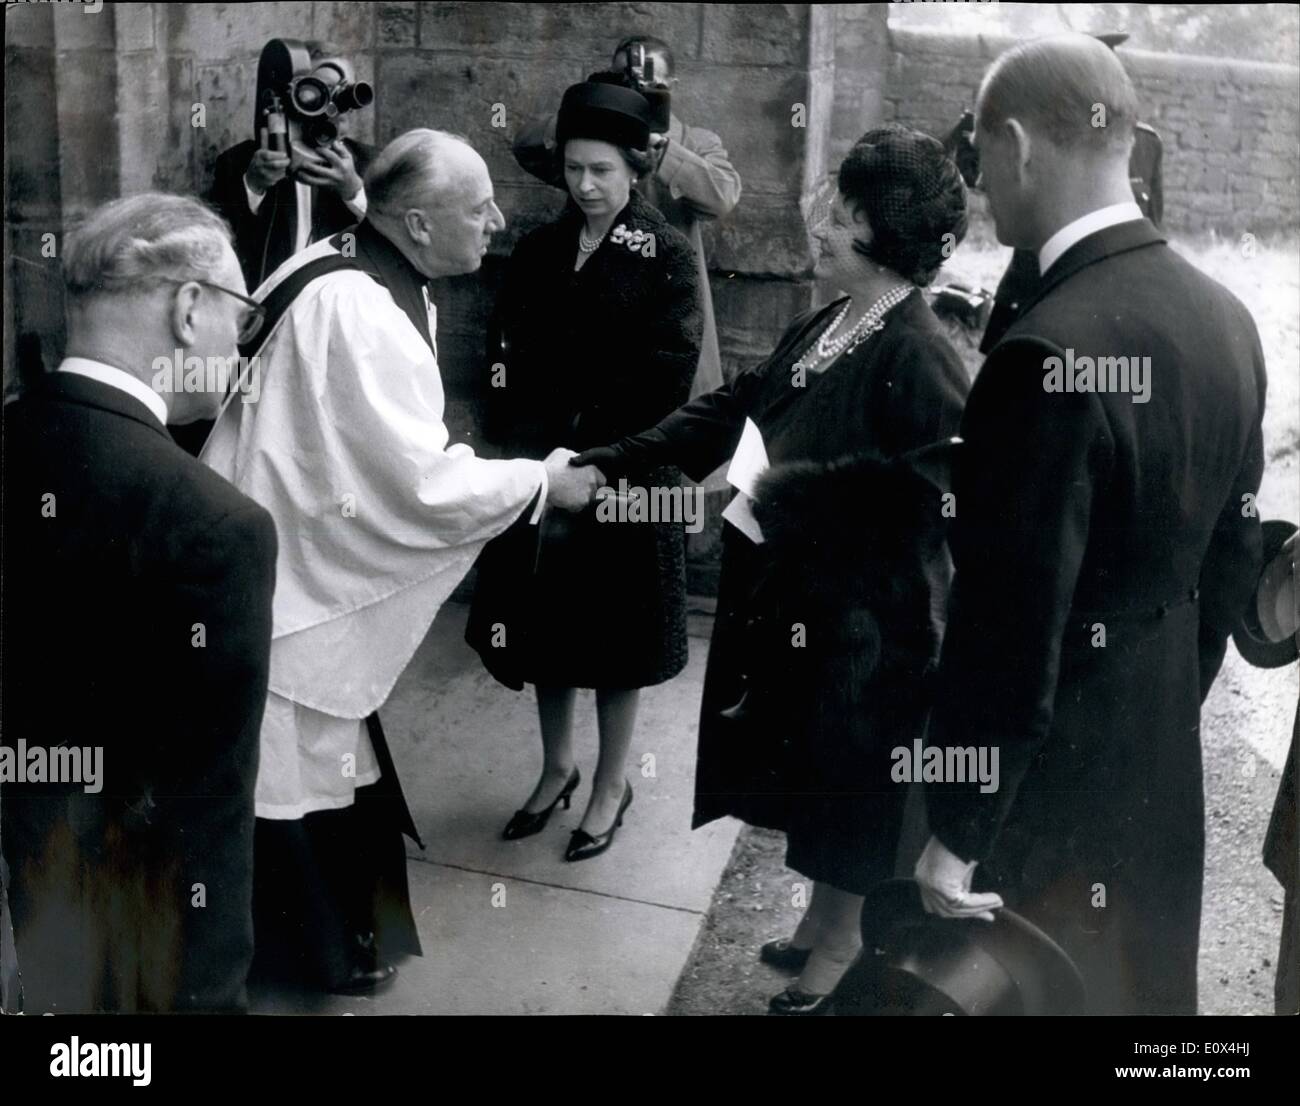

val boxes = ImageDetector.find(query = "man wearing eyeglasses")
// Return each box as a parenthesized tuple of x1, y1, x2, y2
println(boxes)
(1, 194, 278, 1012)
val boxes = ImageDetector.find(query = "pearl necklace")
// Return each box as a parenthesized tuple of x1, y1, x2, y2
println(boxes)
(793, 284, 914, 375)
(578, 224, 608, 253)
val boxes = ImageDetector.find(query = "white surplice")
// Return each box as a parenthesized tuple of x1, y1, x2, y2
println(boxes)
(202, 234, 547, 819)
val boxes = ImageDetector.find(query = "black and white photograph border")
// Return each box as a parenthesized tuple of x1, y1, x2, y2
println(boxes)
(1, 0, 1296, 1045)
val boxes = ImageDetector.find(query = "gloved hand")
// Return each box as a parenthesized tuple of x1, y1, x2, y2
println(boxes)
(569, 445, 622, 472)
(913, 834, 1004, 922)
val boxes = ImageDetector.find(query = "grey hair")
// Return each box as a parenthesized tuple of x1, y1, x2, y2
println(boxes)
(977, 33, 1137, 153)
(365, 128, 476, 214)
(62, 193, 233, 301)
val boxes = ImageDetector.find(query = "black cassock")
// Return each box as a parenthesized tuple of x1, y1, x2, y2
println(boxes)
(596, 290, 969, 894)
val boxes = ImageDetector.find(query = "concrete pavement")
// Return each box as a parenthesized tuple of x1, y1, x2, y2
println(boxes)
(250, 599, 736, 1015)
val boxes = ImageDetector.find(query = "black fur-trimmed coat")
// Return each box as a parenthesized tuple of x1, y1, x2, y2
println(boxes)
(466, 189, 703, 689)
(749, 447, 955, 727)
(588, 289, 970, 892)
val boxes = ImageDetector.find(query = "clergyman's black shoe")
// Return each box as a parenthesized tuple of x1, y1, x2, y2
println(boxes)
(759, 938, 813, 974)
(329, 932, 398, 996)
(330, 962, 397, 996)
(502, 768, 581, 841)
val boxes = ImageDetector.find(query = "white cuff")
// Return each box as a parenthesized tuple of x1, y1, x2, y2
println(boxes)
(528, 461, 548, 524)
(343, 186, 368, 219)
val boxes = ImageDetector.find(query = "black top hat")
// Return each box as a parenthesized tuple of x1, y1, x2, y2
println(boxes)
(833, 879, 1086, 1016)
(1234, 519, 1299, 670)
(1093, 31, 1131, 49)
(556, 81, 654, 153)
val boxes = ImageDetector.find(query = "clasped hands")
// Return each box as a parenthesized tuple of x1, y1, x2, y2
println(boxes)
(542, 447, 607, 512)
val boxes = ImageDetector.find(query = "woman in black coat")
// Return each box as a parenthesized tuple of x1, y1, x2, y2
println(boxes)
(466, 79, 703, 862)
(573, 126, 971, 1012)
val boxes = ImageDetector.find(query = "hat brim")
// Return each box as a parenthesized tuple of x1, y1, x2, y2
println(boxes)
(1233, 519, 1299, 670)
(838, 878, 1085, 1016)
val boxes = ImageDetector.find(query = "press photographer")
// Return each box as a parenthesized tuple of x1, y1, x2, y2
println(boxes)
(207, 37, 376, 291)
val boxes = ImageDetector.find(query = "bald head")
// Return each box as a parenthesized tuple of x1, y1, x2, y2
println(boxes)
(977, 33, 1137, 155)
(366, 129, 482, 213)
(364, 129, 505, 278)
(973, 33, 1143, 251)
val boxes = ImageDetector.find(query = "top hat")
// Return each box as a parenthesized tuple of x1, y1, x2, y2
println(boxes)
(556, 81, 654, 153)
(1093, 32, 1131, 49)
(833, 879, 1086, 1016)
(1233, 519, 1299, 670)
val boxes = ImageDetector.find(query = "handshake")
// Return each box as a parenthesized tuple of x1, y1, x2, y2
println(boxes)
(542, 447, 615, 512)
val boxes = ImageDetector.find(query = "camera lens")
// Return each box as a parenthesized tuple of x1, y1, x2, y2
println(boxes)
(291, 76, 330, 115)
(335, 81, 374, 113)
(305, 119, 338, 147)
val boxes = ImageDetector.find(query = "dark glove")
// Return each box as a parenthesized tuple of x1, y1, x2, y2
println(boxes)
(570, 445, 623, 472)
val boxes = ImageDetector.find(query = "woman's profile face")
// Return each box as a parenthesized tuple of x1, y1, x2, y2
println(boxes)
(563, 139, 636, 222)
(810, 187, 872, 286)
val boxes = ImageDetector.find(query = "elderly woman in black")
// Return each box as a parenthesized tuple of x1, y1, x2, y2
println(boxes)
(467, 79, 703, 862)
(574, 126, 971, 1012)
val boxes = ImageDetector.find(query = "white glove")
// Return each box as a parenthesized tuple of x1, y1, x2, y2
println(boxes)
(913, 834, 1005, 922)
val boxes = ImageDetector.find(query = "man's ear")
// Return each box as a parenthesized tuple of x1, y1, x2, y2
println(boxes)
(403, 208, 431, 246)
(1005, 117, 1032, 180)
(169, 282, 202, 346)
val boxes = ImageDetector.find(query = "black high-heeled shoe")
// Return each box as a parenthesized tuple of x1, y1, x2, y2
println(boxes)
(564, 782, 633, 862)
(501, 768, 581, 840)
(759, 937, 813, 974)
(767, 987, 835, 1016)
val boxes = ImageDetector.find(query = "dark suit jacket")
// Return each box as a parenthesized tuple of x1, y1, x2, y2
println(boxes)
(207, 137, 374, 290)
(1, 372, 277, 1012)
(924, 219, 1265, 1014)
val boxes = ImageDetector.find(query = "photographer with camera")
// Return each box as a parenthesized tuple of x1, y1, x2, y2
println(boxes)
(208, 39, 376, 292)
(513, 34, 740, 399)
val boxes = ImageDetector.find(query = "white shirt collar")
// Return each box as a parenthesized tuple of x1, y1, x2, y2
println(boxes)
(58, 357, 169, 427)
(1037, 201, 1145, 277)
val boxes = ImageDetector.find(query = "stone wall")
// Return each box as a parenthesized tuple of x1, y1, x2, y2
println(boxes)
(4, 1, 840, 594)
(5, 2, 835, 400)
(877, 25, 1300, 233)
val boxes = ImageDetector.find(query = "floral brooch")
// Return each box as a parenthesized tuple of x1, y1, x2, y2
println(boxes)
(610, 224, 657, 258)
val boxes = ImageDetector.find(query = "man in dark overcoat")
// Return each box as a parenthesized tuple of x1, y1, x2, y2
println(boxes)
(914, 34, 1266, 1016)
(1, 194, 277, 1012)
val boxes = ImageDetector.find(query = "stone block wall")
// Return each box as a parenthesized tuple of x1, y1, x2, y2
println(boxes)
(876, 25, 1300, 233)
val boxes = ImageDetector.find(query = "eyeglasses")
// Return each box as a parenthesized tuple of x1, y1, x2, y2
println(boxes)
(165, 279, 266, 345)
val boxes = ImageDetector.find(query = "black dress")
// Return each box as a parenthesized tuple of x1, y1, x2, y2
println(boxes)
(466, 190, 703, 690)
(595, 291, 970, 893)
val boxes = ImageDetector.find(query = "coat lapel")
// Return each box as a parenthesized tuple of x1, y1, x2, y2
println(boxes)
(1017, 219, 1166, 320)
(39, 372, 174, 442)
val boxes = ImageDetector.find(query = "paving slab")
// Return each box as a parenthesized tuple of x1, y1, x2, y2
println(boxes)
(249, 859, 703, 1016)
(380, 602, 737, 914)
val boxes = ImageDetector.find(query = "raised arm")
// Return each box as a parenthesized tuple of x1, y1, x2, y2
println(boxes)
(655, 124, 742, 220)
